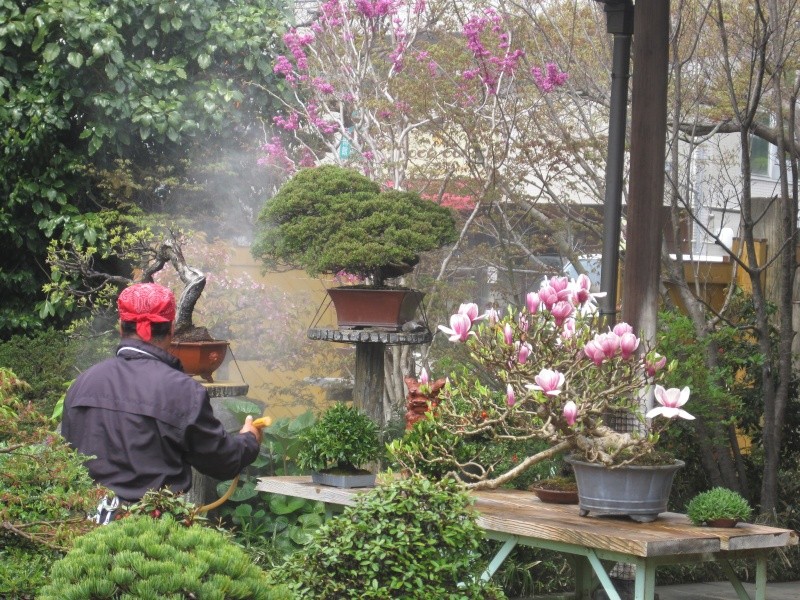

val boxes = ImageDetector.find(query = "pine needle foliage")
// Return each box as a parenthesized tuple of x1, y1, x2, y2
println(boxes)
(38, 515, 293, 600)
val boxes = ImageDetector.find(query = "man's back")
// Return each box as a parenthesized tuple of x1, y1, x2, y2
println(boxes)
(62, 338, 258, 501)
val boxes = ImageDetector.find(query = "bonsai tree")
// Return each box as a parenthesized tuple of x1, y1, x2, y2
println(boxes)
(686, 487, 752, 526)
(45, 212, 213, 341)
(251, 165, 458, 287)
(38, 515, 292, 599)
(297, 403, 382, 474)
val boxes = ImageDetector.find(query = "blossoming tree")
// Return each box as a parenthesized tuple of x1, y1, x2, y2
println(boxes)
(389, 275, 694, 489)
(257, 0, 574, 415)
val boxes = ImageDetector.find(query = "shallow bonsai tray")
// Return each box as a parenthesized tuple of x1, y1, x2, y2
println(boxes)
(311, 471, 376, 489)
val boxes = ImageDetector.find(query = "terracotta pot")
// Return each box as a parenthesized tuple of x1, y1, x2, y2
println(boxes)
(529, 485, 579, 505)
(707, 518, 739, 528)
(169, 340, 229, 383)
(327, 287, 424, 330)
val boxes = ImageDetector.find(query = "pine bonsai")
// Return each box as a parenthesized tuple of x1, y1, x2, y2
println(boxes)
(38, 515, 292, 599)
(252, 166, 457, 287)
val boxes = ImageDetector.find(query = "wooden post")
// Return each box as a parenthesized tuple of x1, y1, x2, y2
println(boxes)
(354, 342, 386, 425)
(621, 0, 670, 351)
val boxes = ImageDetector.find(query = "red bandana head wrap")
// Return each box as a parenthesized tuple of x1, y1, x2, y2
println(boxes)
(117, 283, 176, 342)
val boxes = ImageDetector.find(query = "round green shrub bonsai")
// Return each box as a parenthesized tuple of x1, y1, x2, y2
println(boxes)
(275, 475, 506, 599)
(297, 403, 382, 473)
(38, 515, 292, 600)
(252, 165, 458, 286)
(686, 487, 752, 525)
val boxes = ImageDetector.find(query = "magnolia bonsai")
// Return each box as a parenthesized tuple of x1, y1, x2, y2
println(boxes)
(251, 165, 457, 287)
(388, 274, 695, 490)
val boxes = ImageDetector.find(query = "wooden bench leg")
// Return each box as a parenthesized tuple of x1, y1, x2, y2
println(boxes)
(480, 536, 518, 582)
(586, 550, 623, 600)
(633, 561, 656, 600)
(570, 556, 597, 599)
(720, 558, 755, 600)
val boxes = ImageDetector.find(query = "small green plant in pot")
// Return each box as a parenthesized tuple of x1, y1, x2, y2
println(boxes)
(297, 403, 383, 488)
(686, 487, 752, 527)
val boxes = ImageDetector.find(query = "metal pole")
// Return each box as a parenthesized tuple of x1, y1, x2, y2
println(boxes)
(598, 0, 634, 326)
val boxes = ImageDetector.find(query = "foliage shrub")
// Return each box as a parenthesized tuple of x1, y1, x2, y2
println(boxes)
(274, 475, 506, 599)
(686, 487, 753, 525)
(38, 515, 292, 600)
(216, 405, 325, 568)
(297, 402, 382, 472)
(0, 329, 103, 416)
(0, 368, 105, 598)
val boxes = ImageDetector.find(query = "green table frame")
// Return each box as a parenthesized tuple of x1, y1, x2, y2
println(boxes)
(256, 476, 796, 600)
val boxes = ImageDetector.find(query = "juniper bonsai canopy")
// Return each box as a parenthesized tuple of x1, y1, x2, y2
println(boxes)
(252, 166, 457, 286)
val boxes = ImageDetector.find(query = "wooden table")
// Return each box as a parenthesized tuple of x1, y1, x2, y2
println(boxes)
(256, 476, 797, 600)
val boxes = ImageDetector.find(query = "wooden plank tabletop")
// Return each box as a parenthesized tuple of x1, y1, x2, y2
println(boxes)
(256, 476, 797, 558)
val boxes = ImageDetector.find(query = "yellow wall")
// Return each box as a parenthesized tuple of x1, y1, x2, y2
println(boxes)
(212, 246, 350, 420)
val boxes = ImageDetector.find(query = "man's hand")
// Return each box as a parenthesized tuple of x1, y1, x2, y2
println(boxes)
(240, 415, 263, 445)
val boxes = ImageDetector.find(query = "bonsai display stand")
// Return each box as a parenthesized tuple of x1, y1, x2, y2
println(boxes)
(257, 476, 798, 600)
(308, 327, 432, 424)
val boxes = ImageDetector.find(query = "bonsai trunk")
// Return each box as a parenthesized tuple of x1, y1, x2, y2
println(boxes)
(139, 235, 209, 339)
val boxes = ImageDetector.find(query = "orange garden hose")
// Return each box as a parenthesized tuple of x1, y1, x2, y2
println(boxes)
(194, 416, 272, 515)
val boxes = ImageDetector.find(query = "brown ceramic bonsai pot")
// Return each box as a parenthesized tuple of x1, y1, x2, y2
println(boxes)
(327, 287, 424, 330)
(528, 479, 579, 504)
(169, 340, 229, 383)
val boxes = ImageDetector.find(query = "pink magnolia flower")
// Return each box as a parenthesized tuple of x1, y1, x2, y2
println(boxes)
(550, 300, 574, 326)
(619, 332, 640, 359)
(516, 341, 532, 364)
(562, 318, 576, 340)
(547, 275, 570, 295)
(528, 368, 564, 396)
(539, 285, 559, 311)
(613, 322, 633, 336)
(458, 302, 481, 324)
(503, 323, 514, 345)
(419, 368, 429, 385)
(645, 353, 667, 377)
(518, 314, 529, 332)
(438, 313, 474, 342)
(563, 400, 577, 426)
(485, 307, 500, 325)
(583, 340, 606, 366)
(526, 292, 541, 314)
(506, 384, 516, 407)
(646, 386, 694, 420)
(595, 332, 620, 358)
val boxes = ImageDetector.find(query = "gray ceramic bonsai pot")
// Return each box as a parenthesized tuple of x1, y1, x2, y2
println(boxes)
(566, 456, 684, 523)
(311, 470, 376, 489)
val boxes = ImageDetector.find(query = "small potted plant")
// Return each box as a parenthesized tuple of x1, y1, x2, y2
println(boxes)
(686, 487, 752, 527)
(297, 403, 383, 488)
(529, 475, 579, 505)
(251, 165, 457, 330)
